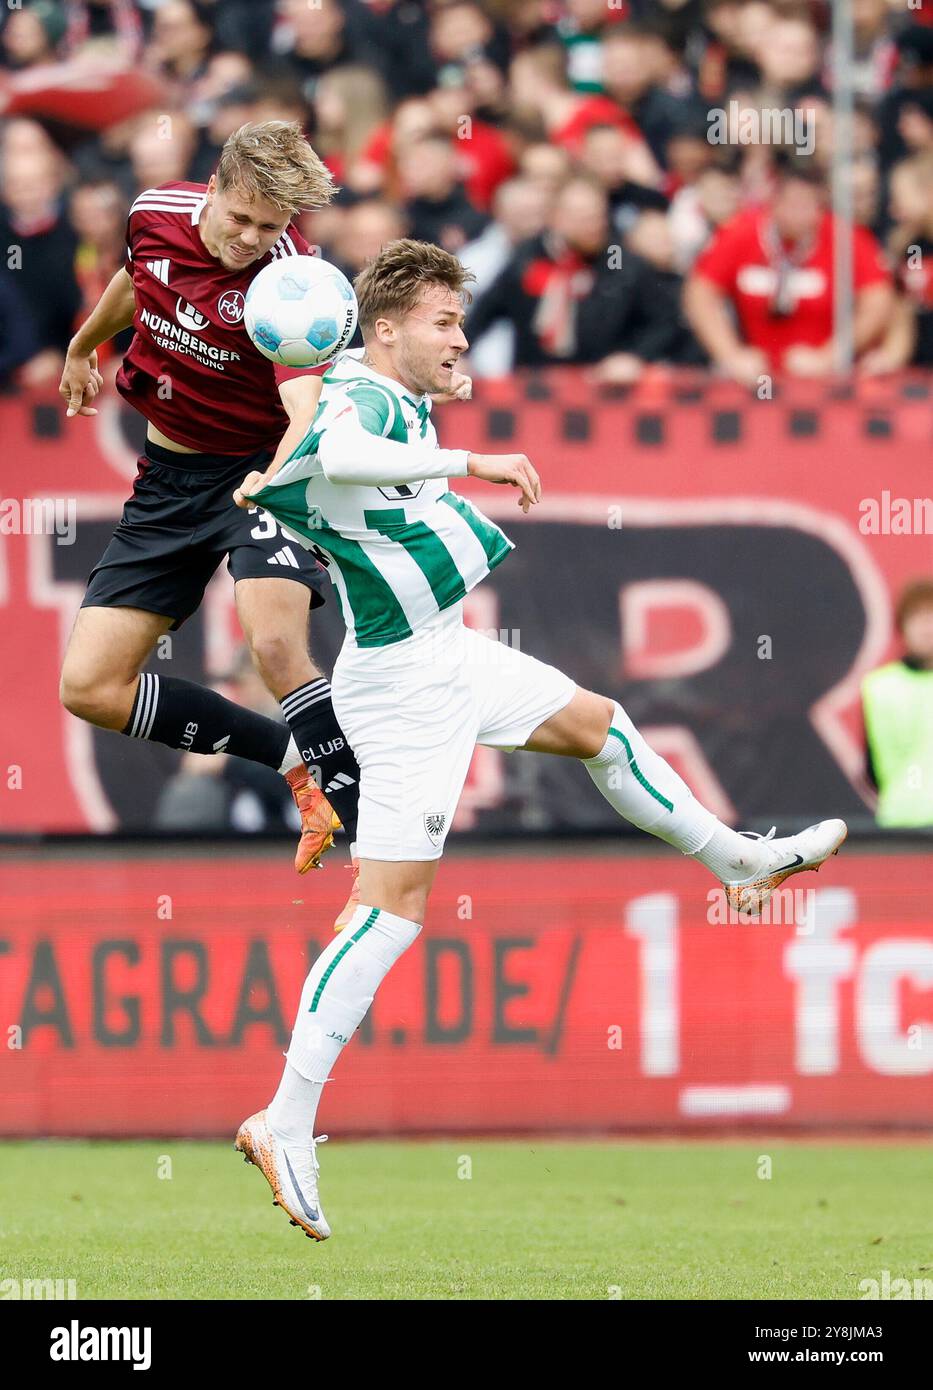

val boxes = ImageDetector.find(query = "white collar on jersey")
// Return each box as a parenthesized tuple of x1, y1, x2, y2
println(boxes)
(327, 348, 429, 409)
(189, 195, 207, 226)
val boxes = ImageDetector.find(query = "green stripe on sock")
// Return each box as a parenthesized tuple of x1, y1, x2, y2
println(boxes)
(309, 907, 380, 1013)
(608, 725, 674, 813)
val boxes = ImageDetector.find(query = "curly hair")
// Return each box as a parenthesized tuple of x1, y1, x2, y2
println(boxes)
(215, 120, 336, 216)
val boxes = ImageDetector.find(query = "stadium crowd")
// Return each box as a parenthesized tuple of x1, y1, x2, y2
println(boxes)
(2, 0, 933, 387)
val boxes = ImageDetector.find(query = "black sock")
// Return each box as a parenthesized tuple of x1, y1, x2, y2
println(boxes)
(280, 678, 360, 840)
(124, 673, 290, 770)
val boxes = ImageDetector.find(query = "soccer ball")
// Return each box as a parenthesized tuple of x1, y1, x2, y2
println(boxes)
(244, 255, 358, 368)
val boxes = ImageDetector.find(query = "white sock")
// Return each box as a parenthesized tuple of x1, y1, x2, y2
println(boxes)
(278, 733, 303, 776)
(272, 904, 422, 1137)
(267, 1062, 322, 1146)
(584, 702, 762, 880)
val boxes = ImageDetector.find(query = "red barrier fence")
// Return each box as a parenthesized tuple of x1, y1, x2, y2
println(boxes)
(1, 846, 930, 1135)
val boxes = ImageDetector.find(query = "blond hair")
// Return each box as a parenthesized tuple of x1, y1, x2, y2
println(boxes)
(354, 238, 474, 336)
(216, 120, 336, 216)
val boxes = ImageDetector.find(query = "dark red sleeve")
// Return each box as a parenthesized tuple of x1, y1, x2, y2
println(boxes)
(273, 363, 328, 385)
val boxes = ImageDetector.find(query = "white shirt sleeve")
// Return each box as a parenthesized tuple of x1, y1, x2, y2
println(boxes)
(317, 410, 469, 486)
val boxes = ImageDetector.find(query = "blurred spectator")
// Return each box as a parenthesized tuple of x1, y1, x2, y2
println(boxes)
(876, 25, 933, 176)
(509, 42, 644, 157)
(66, 0, 145, 61)
(398, 132, 488, 254)
(862, 579, 933, 828)
(426, 81, 515, 211)
(69, 178, 130, 362)
(0, 0, 925, 395)
(145, 0, 215, 99)
(188, 79, 262, 185)
(696, 0, 769, 102)
(188, 49, 256, 127)
(428, 0, 510, 81)
(327, 197, 408, 281)
(591, 205, 705, 380)
(580, 122, 667, 239)
(0, 131, 80, 379)
(550, 0, 625, 94)
(0, 267, 40, 385)
(154, 646, 301, 834)
(684, 162, 892, 383)
(461, 175, 552, 376)
(2, 1, 68, 69)
(849, 0, 898, 104)
(466, 174, 695, 373)
(127, 109, 198, 195)
(355, 96, 438, 199)
(669, 160, 742, 272)
(753, 12, 827, 108)
(863, 152, 933, 373)
(601, 24, 700, 171)
(518, 142, 573, 201)
(272, 0, 381, 104)
(313, 64, 390, 186)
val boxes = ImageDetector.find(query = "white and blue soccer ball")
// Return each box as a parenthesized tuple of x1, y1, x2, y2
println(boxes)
(244, 255, 358, 367)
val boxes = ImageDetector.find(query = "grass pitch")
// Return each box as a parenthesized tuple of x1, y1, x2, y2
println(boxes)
(1, 1139, 929, 1300)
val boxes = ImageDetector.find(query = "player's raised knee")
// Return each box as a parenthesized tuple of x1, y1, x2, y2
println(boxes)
(248, 631, 306, 693)
(59, 665, 125, 729)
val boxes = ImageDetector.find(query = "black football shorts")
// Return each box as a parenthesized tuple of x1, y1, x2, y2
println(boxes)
(82, 439, 328, 629)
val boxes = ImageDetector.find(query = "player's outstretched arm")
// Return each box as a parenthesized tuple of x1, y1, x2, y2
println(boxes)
(60, 266, 137, 417)
(466, 452, 541, 512)
(264, 375, 325, 479)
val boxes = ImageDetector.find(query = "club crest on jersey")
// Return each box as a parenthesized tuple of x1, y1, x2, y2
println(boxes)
(217, 289, 245, 324)
(175, 298, 209, 331)
(423, 813, 446, 844)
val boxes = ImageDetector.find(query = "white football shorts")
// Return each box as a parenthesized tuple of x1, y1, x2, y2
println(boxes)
(331, 602, 576, 861)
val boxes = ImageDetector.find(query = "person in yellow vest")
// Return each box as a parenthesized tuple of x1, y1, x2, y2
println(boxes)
(862, 578, 933, 827)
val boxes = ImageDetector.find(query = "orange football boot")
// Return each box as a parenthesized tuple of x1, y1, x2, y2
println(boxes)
(285, 765, 340, 874)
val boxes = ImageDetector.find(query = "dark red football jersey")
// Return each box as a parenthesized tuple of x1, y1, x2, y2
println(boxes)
(118, 181, 318, 455)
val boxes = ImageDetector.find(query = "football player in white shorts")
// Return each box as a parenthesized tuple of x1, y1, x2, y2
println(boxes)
(230, 239, 847, 1241)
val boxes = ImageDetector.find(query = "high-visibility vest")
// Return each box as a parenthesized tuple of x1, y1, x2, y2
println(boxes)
(861, 660, 933, 827)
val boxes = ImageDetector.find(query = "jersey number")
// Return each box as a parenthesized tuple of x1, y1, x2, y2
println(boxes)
(248, 507, 278, 540)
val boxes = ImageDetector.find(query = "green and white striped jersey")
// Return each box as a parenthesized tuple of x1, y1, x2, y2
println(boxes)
(252, 353, 514, 647)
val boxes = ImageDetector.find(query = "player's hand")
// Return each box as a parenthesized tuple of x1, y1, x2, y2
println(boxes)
(60, 346, 104, 417)
(466, 452, 541, 512)
(431, 369, 472, 403)
(233, 470, 270, 509)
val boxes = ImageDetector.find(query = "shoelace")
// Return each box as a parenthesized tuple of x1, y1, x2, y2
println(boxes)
(310, 1134, 328, 1173)
(738, 826, 776, 841)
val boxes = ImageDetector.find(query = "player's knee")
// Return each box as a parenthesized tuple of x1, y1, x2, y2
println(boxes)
(577, 691, 615, 758)
(248, 631, 306, 692)
(376, 888, 429, 925)
(59, 666, 123, 728)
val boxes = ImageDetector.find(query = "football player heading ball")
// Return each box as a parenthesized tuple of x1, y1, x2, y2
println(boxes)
(57, 121, 466, 922)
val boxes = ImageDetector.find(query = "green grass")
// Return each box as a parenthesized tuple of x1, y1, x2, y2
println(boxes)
(1, 1140, 930, 1300)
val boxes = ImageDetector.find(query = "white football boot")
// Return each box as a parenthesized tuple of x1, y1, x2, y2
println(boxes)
(235, 1109, 331, 1241)
(721, 818, 848, 914)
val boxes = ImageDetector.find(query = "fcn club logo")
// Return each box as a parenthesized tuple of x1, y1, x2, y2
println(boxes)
(217, 289, 245, 324)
